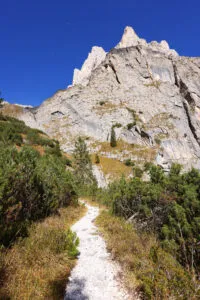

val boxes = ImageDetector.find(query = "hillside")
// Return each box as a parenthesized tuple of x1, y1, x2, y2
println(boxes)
(0, 114, 88, 298)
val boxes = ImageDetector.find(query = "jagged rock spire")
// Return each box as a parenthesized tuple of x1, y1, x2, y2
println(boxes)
(72, 46, 106, 86)
(115, 26, 178, 56)
(116, 26, 141, 48)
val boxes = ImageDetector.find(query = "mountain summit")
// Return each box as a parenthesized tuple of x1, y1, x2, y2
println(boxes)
(2, 26, 200, 171)
(116, 26, 140, 48)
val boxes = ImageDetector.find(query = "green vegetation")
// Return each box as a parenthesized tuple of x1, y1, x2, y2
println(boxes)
(99, 100, 106, 106)
(132, 166, 143, 178)
(112, 122, 122, 128)
(95, 153, 100, 164)
(73, 137, 97, 192)
(0, 114, 51, 147)
(96, 212, 197, 300)
(126, 122, 136, 130)
(126, 107, 141, 124)
(1, 111, 200, 299)
(95, 163, 200, 298)
(0, 145, 77, 247)
(0, 115, 84, 298)
(0, 205, 86, 299)
(144, 80, 161, 88)
(155, 137, 162, 145)
(124, 158, 135, 166)
(110, 127, 117, 147)
(0, 92, 3, 107)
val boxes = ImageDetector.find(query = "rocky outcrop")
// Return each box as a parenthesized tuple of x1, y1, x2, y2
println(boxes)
(92, 165, 108, 188)
(2, 26, 200, 171)
(116, 26, 178, 57)
(72, 46, 106, 86)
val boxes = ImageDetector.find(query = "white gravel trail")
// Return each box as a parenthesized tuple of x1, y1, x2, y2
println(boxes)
(65, 202, 131, 300)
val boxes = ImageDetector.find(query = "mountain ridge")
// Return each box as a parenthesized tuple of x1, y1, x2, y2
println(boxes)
(2, 26, 200, 172)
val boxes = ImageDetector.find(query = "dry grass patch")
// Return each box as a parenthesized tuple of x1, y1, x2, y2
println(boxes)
(92, 154, 132, 179)
(92, 102, 124, 116)
(96, 211, 197, 299)
(0, 204, 86, 300)
(1, 104, 24, 117)
(95, 140, 157, 162)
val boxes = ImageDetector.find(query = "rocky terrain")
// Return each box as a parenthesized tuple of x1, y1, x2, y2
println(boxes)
(2, 26, 200, 171)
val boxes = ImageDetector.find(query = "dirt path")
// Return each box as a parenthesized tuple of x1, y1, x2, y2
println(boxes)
(65, 202, 130, 300)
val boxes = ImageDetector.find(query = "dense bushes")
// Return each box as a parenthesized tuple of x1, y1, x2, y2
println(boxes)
(0, 146, 77, 246)
(96, 164, 200, 276)
(0, 114, 56, 148)
(0, 115, 78, 246)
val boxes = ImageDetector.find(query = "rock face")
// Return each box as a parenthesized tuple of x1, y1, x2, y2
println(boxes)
(72, 46, 106, 86)
(116, 26, 140, 48)
(116, 26, 178, 57)
(3, 26, 200, 170)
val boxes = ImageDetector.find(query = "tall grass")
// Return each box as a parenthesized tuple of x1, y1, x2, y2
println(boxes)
(0, 204, 86, 300)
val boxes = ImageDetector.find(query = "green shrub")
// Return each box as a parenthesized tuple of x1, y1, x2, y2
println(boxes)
(155, 137, 161, 145)
(124, 159, 135, 166)
(98, 163, 200, 275)
(73, 137, 97, 189)
(95, 153, 100, 164)
(133, 166, 143, 178)
(127, 122, 136, 130)
(110, 127, 117, 147)
(113, 123, 122, 128)
(143, 161, 153, 171)
(0, 145, 77, 246)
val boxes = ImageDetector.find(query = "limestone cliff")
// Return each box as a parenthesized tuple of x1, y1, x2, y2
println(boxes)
(2, 26, 200, 171)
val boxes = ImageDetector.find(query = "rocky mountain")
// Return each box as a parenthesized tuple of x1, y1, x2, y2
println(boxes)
(2, 26, 200, 171)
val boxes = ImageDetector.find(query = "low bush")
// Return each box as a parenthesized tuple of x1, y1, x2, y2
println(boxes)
(127, 122, 136, 130)
(96, 164, 200, 277)
(0, 145, 77, 246)
(113, 123, 122, 128)
(96, 211, 199, 299)
(124, 158, 135, 166)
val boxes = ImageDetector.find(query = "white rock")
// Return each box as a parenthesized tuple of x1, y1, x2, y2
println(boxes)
(92, 165, 108, 188)
(116, 26, 141, 48)
(116, 26, 178, 57)
(72, 46, 106, 86)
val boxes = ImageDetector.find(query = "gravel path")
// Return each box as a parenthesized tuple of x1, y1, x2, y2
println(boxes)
(65, 202, 130, 300)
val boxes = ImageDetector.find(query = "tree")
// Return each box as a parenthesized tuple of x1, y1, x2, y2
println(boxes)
(110, 127, 117, 147)
(73, 137, 96, 187)
(0, 91, 4, 107)
(95, 153, 100, 164)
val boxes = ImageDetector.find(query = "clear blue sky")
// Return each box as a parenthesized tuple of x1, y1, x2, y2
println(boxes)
(0, 0, 200, 106)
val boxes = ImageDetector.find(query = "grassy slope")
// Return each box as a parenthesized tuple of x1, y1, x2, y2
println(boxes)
(0, 204, 86, 300)
(96, 211, 198, 299)
(0, 114, 86, 299)
(92, 154, 132, 179)
(91, 140, 158, 180)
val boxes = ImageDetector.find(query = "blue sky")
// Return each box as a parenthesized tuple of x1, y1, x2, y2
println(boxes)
(0, 0, 200, 106)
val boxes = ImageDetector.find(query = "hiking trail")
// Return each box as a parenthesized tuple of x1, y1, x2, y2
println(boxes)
(65, 201, 132, 300)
